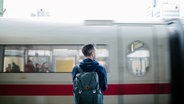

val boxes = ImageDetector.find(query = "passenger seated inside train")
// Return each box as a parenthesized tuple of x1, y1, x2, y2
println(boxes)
(40, 62, 53, 72)
(11, 62, 21, 72)
(35, 63, 41, 72)
(5, 64, 12, 72)
(25, 60, 35, 73)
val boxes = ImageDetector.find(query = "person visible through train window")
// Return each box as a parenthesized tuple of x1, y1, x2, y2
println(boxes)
(35, 63, 41, 72)
(5, 64, 12, 72)
(40, 62, 53, 72)
(72, 44, 108, 104)
(11, 62, 21, 72)
(24, 60, 35, 73)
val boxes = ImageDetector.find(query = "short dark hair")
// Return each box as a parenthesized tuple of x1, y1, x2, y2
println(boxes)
(27, 60, 32, 63)
(82, 44, 95, 57)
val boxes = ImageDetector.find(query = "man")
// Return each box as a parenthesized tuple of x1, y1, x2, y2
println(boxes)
(11, 62, 20, 72)
(25, 60, 35, 72)
(72, 44, 108, 103)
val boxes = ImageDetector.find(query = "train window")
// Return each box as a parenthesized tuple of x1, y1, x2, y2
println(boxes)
(127, 41, 150, 76)
(2, 44, 109, 73)
(4, 50, 24, 72)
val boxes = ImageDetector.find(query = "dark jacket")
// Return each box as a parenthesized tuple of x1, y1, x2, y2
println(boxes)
(72, 58, 108, 92)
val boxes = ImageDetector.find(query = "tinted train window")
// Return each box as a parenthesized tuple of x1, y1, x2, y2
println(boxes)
(2, 45, 109, 73)
(127, 41, 150, 76)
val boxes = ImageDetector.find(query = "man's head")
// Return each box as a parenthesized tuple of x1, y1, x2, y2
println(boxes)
(82, 44, 96, 59)
(27, 60, 32, 64)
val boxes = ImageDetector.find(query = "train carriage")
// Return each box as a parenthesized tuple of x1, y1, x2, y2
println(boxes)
(0, 18, 182, 104)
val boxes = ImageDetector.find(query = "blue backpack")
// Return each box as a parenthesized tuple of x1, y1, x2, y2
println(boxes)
(73, 65, 103, 104)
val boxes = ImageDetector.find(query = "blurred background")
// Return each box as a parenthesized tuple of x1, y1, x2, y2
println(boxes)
(1, 0, 184, 22)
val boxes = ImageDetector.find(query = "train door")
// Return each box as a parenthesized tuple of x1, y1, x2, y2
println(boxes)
(153, 23, 171, 104)
(119, 24, 156, 104)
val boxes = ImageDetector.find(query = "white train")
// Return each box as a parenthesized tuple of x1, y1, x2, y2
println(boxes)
(0, 18, 183, 104)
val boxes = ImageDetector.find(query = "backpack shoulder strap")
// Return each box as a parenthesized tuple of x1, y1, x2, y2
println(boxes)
(77, 65, 83, 73)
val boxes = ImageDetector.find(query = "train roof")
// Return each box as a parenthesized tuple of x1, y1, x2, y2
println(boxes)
(1, 17, 182, 26)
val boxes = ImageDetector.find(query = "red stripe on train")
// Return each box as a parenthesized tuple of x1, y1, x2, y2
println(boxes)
(0, 83, 170, 96)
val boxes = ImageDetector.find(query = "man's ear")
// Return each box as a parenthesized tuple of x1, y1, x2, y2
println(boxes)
(92, 51, 96, 58)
